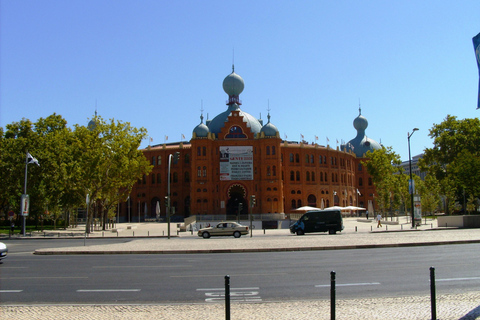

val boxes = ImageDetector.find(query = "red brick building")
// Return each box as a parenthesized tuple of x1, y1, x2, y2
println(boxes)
(125, 68, 380, 222)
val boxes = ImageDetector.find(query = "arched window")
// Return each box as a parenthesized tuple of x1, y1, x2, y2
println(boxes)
(184, 154, 190, 164)
(197, 166, 201, 177)
(305, 154, 309, 163)
(325, 172, 328, 182)
(289, 153, 294, 162)
(151, 174, 155, 184)
(202, 147, 206, 156)
(295, 154, 300, 163)
(173, 172, 178, 183)
(297, 199, 302, 207)
(306, 171, 310, 181)
(266, 146, 270, 155)
(197, 147, 201, 156)
(267, 166, 271, 176)
(359, 177, 363, 186)
(158, 156, 162, 165)
(358, 163, 363, 171)
(311, 155, 314, 163)
(152, 156, 156, 166)
(320, 172, 323, 181)
(319, 156, 323, 164)
(290, 171, 295, 181)
(291, 199, 296, 209)
(296, 171, 300, 181)
(184, 171, 190, 182)
(272, 165, 276, 176)
(157, 173, 161, 184)
(311, 171, 315, 182)
(272, 146, 276, 155)
(368, 177, 372, 186)
(203, 166, 207, 177)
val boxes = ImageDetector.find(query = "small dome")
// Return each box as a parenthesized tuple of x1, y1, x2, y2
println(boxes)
(223, 68, 244, 96)
(260, 114, 279, 137)
(87, 119, 97, 131)
(353, 114, 368, 131)
(193, 114, 209, 138)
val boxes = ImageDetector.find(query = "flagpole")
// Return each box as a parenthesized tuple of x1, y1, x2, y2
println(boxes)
(23, 152, 28, 236)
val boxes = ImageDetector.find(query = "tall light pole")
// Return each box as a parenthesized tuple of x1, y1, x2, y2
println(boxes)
(408, 128, 419, 228)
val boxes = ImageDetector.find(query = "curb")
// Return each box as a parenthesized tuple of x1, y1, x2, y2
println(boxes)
(33, 239, 480, 255)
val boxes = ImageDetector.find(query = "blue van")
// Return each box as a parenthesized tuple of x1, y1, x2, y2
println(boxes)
(290, 209, 344, 235)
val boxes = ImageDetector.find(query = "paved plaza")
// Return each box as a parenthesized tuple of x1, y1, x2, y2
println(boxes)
(2, 217, 480, 319)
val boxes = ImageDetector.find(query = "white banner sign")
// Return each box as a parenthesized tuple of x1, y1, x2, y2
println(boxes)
(219, 146, 253, 181)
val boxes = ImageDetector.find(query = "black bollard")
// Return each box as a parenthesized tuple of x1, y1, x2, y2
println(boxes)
(430, 267, 437, 320)
(225, 275, 231, 320)
(331, 271, 336, 320)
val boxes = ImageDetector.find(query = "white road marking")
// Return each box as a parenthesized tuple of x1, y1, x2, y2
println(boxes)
(315, 282, 381, 288)
(437, 277, 480, 282)
(197, 287, 262, 302)
(77, 289, 141, 292)
(0, 290, 23, 293)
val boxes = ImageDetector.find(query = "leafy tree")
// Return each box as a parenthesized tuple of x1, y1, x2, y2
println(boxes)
(362, 147, 402, 215)
(0, 113, 152, 232)
(419, 115, 480, 214)
(71, 115, 152, 233)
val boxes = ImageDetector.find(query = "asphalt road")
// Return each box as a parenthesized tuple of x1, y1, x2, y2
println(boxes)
(1, 242, 480, 305)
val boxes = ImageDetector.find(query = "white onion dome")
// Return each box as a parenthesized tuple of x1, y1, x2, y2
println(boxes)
(193, 114, 209, 138)
(260, 113, 279, 137)
(207, 67, 262, 136)
(222, 67, 244, 96)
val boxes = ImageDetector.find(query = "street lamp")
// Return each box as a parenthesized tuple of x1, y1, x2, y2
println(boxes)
(408, 128, 419, 228)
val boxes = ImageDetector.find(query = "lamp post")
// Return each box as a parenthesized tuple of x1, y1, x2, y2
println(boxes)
(408, 128, 419, 228)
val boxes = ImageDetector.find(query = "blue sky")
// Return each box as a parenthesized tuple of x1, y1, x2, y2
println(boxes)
(1, 0, 479, 161)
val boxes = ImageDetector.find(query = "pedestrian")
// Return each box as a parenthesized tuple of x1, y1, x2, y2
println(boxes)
(366, 210, 369, 220)
(376, 214, 382, 228)
(10, 221, 15, 235)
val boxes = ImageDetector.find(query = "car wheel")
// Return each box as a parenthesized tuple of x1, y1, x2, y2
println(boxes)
(202, 231, 210, 239)
(328, 229, 336, 234)
(296, 229, 304, 236)
(233, 231, 241, 238)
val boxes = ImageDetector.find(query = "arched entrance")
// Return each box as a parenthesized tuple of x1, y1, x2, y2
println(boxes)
(307, 194, 317, 207)
(226, 184, 247, 218)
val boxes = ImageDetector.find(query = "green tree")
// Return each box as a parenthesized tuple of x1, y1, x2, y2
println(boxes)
(71, 115, 152, 233)
(362, 147, 402, 215)
(419, 115, 480, 214)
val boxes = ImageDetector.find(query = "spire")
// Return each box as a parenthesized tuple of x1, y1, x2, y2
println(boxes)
(358, 98, 362, 115)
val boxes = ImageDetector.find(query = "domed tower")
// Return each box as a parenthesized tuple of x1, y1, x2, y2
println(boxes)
(343, 107, 382, 157)
(207, 66, 262, 136)
(260, 112, 279, 137)
(192, 113, 209, 138)
(88, 109, 98, 131)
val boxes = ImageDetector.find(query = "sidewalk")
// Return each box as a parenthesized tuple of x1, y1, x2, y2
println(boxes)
(25, 216, 480, 255)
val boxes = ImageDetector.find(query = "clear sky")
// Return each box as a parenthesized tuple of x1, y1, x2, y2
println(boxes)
(1, 1, 479, 161)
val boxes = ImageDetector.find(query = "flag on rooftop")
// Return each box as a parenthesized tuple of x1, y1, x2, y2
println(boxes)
(27, 152, 40, 166)
(473, 32, 480, 109)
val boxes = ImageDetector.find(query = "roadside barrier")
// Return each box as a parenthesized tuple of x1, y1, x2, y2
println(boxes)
(223, 267, 439, 320)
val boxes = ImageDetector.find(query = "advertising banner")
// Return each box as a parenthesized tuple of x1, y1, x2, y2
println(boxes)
(219, 146, 253, 181)
(21, 194, 30, 217)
